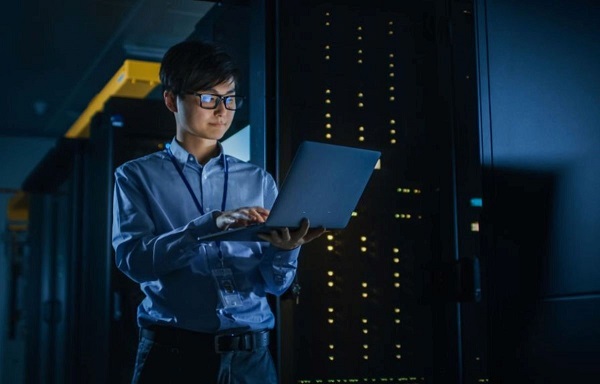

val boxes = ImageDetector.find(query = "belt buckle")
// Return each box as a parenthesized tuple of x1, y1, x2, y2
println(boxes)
(214, 332, 255, 353)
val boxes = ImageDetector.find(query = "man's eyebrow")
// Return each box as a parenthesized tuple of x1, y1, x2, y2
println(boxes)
(205, 87, 237, 94)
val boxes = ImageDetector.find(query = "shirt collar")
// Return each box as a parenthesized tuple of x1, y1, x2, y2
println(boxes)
(167, 137, 226, 168)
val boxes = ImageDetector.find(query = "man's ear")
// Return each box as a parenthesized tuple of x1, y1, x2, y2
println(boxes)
(164, 90, 178, 113)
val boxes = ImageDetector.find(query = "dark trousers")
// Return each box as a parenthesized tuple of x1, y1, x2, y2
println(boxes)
(131, 326, 277, 384)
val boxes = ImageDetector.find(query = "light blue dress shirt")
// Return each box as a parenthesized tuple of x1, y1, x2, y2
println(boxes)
(112, 138, 300, 333)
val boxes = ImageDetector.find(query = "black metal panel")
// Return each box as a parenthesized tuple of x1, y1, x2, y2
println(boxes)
(275, 0, 480, 382)
(77, 97, 175, 384)
(23, 145, 86, 384)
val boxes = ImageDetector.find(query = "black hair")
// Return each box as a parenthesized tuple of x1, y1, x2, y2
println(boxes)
(159, 40, 240, 97)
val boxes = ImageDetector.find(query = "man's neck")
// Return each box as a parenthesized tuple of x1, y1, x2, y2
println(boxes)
(176, 136, 220, 165)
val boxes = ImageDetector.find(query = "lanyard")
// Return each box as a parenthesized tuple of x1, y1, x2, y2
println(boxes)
(165, 143, 229, 215)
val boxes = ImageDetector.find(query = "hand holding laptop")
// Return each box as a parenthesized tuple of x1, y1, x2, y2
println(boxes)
(214, 208, 327, 250)
(257, 217, 328, 250)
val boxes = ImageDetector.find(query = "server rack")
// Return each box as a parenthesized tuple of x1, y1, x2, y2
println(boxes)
(275, 1, 484, 383)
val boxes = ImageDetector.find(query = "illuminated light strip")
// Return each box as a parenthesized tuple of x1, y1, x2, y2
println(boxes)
(65, 59, 160, 138)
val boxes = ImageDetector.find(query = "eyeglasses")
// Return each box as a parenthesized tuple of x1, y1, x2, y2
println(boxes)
(186, 92, 245, 110)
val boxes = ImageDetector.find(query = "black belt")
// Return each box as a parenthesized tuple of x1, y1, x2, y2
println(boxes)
(141, 326, 269, 353)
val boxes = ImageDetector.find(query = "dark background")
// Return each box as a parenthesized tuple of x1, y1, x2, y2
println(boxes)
(1, 0, 599, 383)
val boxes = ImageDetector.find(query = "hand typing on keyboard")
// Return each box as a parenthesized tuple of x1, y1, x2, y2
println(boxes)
(214, 206, 270, 230)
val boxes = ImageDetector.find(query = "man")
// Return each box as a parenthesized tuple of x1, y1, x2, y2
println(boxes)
(112, 39, 325, 384)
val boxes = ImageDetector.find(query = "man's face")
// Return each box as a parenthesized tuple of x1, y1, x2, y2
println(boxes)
(172, 79, 237, 141)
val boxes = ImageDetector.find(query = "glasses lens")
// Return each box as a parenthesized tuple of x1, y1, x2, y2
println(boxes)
(199, 94, 218, 108)
(225, 96, 243, 110)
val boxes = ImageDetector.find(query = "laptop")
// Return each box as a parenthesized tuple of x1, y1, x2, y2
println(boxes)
(197, 140, 381, 242)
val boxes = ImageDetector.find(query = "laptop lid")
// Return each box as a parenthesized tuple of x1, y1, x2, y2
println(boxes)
(196, 141, 381, 242)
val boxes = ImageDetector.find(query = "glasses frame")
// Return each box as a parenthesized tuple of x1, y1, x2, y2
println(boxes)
(186, 92, 245, 111)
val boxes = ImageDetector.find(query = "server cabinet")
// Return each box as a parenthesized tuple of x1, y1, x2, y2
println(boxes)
(77, 97, 175, 383)
(21, 139, 87, 384)
(274, 1, 484, 383)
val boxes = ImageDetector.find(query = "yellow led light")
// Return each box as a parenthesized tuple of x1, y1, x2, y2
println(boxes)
(394, 307, 401, 313)
(389, 96, 395, 101)
(388, 30, 394, 35)
(390, 119, 396, 124)
(358, 49, 363, 54)
(361, 282, 368, 288)
(395, 318, 401, 324)
(357, 59, 363, 64)
(328, 307, 334, 312)
(325, 133, 332, 139)
(325, 55, 330, 60)
(358, 92, 364, 97)
(388, 21, 394, 25)
(363, 344, 369, 349)
(360, 246, 367, 252)
(394, 282, 401, 288)
(393, 258, 400, 263)
(325, 89, 331, 94)
(389, 72, 395, 77)
(325, 45, 330, 50)
(325, 99, 331, 104)
(329, 356, 335, 361)
(361, 318, 368, 323)
(389, 63, 395, 68)
(327, 245, 334, 251)
(358, 126, 365, 131)
(326, 234, 334, 241)
(393, 248, 399, 253)
(352, 211, 358, 216)
(325, 113, 331, 118)
(389, 53, 395, 58)
(471, 222, 480, 232)
(363, 355, 369, 360)
(357, 36, 363, 40)
(396, 354, 401, 359)
(390, 129, 396, 134)
(328, 318, 334, 324)
(360, 236, 367, 242)
(325, 123, 332, 129)
(329, 344, 335, 349)
(361, 293, 368, 298)
(389, 86, 395, 91)
(391, 139, 397, 144)
(395, 344, 401, 348)
(362, 329, 369, 334)
(393, 272, 400, 278)
(358, 136, 365, 142)
(357, 26, 363, 31)
(327, 281, 334, 287)
(327, 270, 334, 276)
(358, 102, 364, 107)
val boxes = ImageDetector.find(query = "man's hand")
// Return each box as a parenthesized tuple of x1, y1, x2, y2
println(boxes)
(257, 218, 327, 250)
(214, 207, 270, 230)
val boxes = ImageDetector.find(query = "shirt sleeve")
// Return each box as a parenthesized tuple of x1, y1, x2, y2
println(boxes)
(111, 164, 219, 284)
(260, 246, 301, 296)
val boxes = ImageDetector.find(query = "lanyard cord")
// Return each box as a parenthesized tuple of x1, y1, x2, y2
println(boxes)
(165, 144, 229, 266)
(165, 144, 229, 215)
